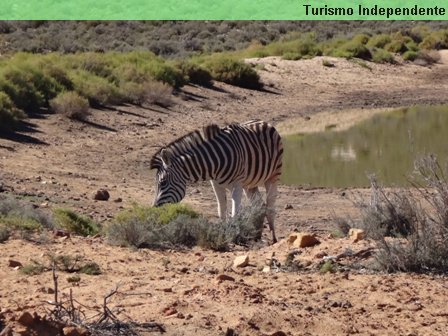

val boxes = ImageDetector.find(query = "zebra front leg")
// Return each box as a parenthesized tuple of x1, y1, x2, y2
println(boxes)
(231, 184, 243, 217)
(265, 179, 278, 244)
(210, 180, 227, 218)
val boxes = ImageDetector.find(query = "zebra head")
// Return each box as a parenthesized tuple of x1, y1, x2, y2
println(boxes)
(150, 148, 187, 207)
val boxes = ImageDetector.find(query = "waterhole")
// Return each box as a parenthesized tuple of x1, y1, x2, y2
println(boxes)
(281, 105, 448, 187)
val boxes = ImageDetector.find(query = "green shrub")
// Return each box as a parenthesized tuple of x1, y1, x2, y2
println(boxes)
(282, 52, 302, 61)
(419, 30, 448, 50)
(366, 34, 391, 49)
(328, 39, 371, 60)
(53, 208, 99, 236)
(176, 61, 213, 86)
(0, 63, 64, 111)
(106, 204, 200, 248)
(106, 202, 265, 251)
(0, 92, 25, 131)
(403, 51, 418, 61)
(21, 261, 46, 275)
(204, 57, 263, 89)
(0, 226, 10, 243)
(371, 49, 394, 63)
(50, 91, 90, 120)
(70, 71, 123, 106)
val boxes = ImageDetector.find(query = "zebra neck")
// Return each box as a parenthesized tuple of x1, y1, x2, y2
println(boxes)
(177, 149, 214, 183)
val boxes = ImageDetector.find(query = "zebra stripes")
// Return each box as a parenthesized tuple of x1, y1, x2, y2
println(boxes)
(150, 120, 283, 243)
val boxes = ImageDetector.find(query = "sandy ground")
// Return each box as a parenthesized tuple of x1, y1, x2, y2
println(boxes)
(1, 54, 448, 335)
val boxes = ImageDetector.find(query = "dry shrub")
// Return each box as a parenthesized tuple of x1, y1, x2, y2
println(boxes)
(357, 155, 448, 273)
(414, 50, 441, 66)
(106, 202, 265, 251)
(50, 91, 90, 120)
(120, 81, 174, 107)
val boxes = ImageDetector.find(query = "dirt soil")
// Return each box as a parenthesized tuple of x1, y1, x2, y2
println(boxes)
(1, 54, 448, 336)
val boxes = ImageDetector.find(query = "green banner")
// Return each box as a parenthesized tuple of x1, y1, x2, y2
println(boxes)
(0, 0, 447, 20)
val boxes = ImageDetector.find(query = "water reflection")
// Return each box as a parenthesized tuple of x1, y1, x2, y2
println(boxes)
(281, 105, 448, 187)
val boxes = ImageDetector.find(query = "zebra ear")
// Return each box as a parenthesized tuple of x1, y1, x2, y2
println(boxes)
(160, 148, 172, 167)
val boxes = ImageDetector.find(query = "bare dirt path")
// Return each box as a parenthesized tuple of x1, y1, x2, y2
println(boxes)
(1, 56, 448, 335)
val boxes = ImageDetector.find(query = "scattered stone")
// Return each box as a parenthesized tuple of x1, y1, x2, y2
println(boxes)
(17, 311, 34, 326)
(8, 260, 23, 268)
(284, 204, 293, 210)
(233, 255, 249, 268)
(216, 274, 235, 282)
(0, 184, 5, 193)
(53, 229, 70, 238)
(93, 189, 110, 201)
(289, 233, 320, 248)
(262, 266, 271, 273)
(314, 251, 328, 259)
(113, 198, 123, 203)
(271, 332, 287, 336)
(63, 326, 88, 336)
(349, 228, 365, 243)
(163, 307, 177, 317)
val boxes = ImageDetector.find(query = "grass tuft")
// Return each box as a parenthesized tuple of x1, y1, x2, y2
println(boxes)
(53, 208, 100, 236)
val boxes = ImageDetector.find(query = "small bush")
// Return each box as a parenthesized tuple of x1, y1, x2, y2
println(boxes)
(419, 30, 448, 50)
(415, 50, 441, 65)
(79, 261, 101, 275)
(70, 71, 123, 106)
(371, 49, 394, 64)
(357, 156, 448, 273)
(204, 57, 263, 90)
(322, 60, 335, 67)
(0, 92, 25, 131)
(366, 34, 391, 49)
(329, 40, 372, 60)
(176, 61, 213, 87)
(320, 260, 337, 273)
(106, 202, 264, 250)
(21, 261, 46, 275)
(50, 91, 90, 120)
(0, 196, 54, 231)
(140, 81, 174, 108)
(282, 52, 302, 61)
(53, 208, 99, 236)
(0, 226, 10, 243)
(403, 50, 418, 61)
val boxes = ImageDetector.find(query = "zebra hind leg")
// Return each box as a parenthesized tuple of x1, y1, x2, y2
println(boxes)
(210, 180, 227, 218)
(264, 179, 278, 244)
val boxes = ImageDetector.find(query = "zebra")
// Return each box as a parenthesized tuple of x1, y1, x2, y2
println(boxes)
(149, 120, 283, 243)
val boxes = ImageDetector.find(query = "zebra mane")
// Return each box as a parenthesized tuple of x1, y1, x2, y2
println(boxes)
(150, 129, 206, 169)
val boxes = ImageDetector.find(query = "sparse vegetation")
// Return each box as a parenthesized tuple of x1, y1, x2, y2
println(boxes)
(106, 202, 265, 251)
(2, 24, 448, 132)
(53, 208, 99, 236)
(0, 226, 10, 242)
(0, 195, 54, 232)
(320, 260, 337, 273)
(21, 261, 47, 275)
(357, 155, 448, 273)
(50, 91, 90, 120)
